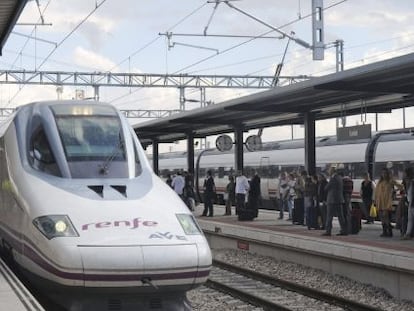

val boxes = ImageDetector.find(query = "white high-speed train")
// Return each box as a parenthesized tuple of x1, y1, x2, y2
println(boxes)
(0, 101, 211, 311)
(157, 130, 414, 208)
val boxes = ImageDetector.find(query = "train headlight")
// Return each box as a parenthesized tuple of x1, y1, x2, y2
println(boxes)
(176, 214, 202, 235)
(33, 215, 79, 239)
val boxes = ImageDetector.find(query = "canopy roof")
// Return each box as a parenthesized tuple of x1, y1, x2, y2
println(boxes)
(0, 0, 27, 55)
(134, 53, 414, 146)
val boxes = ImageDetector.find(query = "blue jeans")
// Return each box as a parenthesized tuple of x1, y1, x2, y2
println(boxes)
(287, 197, 293, 219)
(279, 197, 288, 218)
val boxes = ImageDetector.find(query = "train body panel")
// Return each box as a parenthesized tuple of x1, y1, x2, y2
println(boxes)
(0, 101, 211, 310)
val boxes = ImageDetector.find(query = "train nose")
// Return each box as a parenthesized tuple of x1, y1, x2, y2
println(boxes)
(79, 244, 206, 288)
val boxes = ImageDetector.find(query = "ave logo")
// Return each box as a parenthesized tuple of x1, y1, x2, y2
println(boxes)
(149, 232, 187, 241)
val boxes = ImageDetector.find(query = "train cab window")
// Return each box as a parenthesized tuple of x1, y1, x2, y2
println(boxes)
(29, 128, 59, 176)
(50, 104, 144, 178)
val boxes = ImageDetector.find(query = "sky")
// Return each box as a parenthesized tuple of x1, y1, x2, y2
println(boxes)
(1, 0, 414, 151)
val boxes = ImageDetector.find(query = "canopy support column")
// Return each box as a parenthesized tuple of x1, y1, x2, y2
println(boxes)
(234, 125, 244, 172)
(304, 112, 316, 176)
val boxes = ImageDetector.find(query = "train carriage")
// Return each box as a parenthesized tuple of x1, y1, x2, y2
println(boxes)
(156, 131, 414, 209)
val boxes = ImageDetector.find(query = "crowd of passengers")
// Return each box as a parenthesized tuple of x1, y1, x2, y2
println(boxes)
(166, 165, 414, 240)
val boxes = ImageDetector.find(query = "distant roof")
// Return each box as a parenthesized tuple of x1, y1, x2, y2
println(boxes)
(0, 0, 28, 55)
(134, 53, 414, 146)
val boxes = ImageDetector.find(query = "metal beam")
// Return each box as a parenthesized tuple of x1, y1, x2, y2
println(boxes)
(0, 69, 310, 89)
(122, 109, 181, 118)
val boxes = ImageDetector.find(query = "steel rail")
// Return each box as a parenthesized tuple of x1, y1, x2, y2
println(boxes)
(213, 258, 384, 311)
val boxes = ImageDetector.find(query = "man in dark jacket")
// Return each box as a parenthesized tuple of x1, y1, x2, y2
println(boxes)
(322, 165, 347, 236)
(202, 170, 216, 217)
(248, 171, 261, 217)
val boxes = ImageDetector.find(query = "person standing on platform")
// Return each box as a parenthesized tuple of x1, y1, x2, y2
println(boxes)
(340, 168, 354, 234)
(171, 171, 185, 199)
(293, 170, 306, 225)
(360, 172, 375, 224)
(235, 170, 250, 215)
(374, 168, 401, 237)
(166, 174, 173, 188)
(322, 165, 346, 236)
(317, 173, 328, 230)
(278, 172, 289, 220)
(286, 173, 296, 221)
(304, 175, 318, 229)
(402, 167, 414, 240)
(183, 171, 196, 211)
(248, 171, 261, 218)
(202, 170, 216, 217)
(224, 175, 236, 215)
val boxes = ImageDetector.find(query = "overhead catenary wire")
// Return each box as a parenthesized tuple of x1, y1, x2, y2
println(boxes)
(7, 0, 108, 106)
(111, 0, 348, 107)
(173, 0, 348, 74)
(107, 2, 208, 104)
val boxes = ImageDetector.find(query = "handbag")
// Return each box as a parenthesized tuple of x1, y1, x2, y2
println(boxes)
(369, 203, 377, 218)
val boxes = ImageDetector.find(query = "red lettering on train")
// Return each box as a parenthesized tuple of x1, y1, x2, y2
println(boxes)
(82, 218, 158, 231)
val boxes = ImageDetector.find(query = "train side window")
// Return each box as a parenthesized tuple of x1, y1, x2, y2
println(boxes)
(29, 127, 59, 176)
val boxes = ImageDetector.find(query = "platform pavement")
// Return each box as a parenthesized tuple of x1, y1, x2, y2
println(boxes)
(194, 204, 414, 271)
(0, 257, 44, 311)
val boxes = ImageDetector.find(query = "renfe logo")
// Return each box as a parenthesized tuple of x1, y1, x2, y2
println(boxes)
(82, 218, 158, 231)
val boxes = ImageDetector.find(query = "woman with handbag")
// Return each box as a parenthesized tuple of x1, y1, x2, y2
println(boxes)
(374, 168, 402, 237)
(360, 172, 375, 224)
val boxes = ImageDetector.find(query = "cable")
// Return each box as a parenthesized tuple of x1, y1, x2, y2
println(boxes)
(107, 2, 208, 104)
(7, 0, 108, 106)
(174, 0, 348, 74)
(107, 2, 207, 73)
(110, 0, 348, 106)
(8, 0, 52, 71)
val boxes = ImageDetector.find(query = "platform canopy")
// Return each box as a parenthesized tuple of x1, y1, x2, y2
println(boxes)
(0, 0, 27, 55)
(134, 53, 414, 146)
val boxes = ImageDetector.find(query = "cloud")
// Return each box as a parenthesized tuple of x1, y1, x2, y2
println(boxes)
(72, 46, 117, 71)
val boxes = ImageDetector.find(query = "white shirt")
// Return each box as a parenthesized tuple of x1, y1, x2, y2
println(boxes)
(235, 175, 250, 194)
(171, 175, 185, 195)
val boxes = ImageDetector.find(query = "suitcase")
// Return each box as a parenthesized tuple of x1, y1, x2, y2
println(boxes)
(292, 198, 304, 225)
(351, 208, 362, 234)
(238, 208, 256, 221)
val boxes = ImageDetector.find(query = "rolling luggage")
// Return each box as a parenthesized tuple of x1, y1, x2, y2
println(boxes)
(351, 208, 362, 234)
(238, 208, 256, 221)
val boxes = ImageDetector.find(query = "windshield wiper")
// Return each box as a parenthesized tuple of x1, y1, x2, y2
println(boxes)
(98, 138, 124, 175)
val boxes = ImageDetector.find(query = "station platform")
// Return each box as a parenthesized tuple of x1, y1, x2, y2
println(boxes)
(0, 258, 44, 311)
(195, 204, 414, 302)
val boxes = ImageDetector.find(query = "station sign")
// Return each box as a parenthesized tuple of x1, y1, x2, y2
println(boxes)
(337, 124, 371, 141)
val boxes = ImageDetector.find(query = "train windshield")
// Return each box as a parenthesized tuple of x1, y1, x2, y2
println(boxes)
(51, 105, 132, 178)
(55, 116, 125, 162)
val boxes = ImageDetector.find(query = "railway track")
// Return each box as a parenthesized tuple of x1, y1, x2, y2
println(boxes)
(206, 259, 384, 311)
